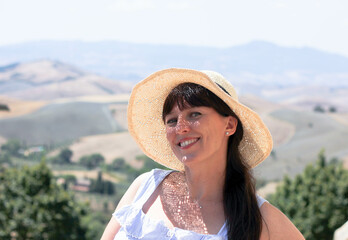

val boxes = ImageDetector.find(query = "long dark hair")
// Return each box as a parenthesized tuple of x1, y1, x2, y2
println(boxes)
(162, 83, 262, 240)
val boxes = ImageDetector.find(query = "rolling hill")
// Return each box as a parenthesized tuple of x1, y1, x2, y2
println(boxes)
(255, 109, 348, 180)
(0, 60, 132, 100)
(0, 101, 124, 146)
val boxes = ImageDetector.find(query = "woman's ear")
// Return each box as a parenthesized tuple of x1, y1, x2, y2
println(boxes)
(225, 116, 238, 136)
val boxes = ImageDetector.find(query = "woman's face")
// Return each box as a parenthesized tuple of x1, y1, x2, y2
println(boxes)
(164, 104, 237, 166)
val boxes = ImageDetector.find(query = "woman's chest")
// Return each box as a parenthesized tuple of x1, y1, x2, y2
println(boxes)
(144, 188, 225, 235)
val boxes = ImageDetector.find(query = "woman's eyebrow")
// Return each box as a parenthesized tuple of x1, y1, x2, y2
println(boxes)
(164, 111, 175, 119)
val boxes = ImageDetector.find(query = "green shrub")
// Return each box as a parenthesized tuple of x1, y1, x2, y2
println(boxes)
(269, 150, 348, 240)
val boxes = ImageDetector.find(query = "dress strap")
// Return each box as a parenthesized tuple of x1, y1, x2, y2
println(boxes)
(256, 194, 268, 208)
(132, 169, 174, 206)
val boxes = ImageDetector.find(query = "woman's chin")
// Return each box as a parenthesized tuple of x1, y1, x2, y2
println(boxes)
(178, 154, 199, 165)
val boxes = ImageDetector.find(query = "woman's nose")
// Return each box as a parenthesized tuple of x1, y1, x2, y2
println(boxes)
(175, 117, 190, 134)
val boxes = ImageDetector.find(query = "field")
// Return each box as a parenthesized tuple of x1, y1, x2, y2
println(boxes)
(255, 108, 348, 180)
(0, 96, 47, 119)
(66, 131, 143, 167)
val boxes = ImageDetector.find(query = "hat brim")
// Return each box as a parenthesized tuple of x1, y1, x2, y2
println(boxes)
(128, 68, 273, 170)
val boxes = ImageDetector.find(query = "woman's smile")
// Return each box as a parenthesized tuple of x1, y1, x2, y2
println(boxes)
(177, 137, 200, 148)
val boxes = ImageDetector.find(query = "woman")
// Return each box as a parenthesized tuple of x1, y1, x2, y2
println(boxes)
(101, 69, 304, 239)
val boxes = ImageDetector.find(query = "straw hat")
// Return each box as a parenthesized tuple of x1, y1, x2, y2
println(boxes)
(128, 68, 273, 171)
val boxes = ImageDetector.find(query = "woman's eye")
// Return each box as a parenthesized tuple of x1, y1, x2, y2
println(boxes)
(191, 112, 202, 117)
(166, 118, 177, 125)
(191, 112, 201, 118)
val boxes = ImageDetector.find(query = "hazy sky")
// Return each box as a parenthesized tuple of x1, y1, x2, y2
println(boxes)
(1, 0, 348, 56)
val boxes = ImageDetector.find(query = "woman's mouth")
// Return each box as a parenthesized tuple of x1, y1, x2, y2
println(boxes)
(178, 138, 199, 148)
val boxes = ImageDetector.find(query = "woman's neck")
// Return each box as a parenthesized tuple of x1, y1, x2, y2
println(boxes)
(183, 162, 225, 204)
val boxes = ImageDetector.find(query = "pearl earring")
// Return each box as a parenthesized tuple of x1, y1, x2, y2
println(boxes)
(226, 132, 229, 135)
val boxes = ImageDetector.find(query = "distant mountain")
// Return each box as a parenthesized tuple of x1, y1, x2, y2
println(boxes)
(1, 40, 348, 109)
(0, 60, 132, 100)
(1, 40, 348, 84)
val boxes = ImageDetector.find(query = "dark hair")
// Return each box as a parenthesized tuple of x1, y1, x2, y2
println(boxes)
(162, 83, 262, 240)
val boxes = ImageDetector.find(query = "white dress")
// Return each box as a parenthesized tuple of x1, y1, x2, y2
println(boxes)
(113, 169, 267, 240)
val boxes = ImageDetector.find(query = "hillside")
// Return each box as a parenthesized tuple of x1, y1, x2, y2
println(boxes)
(0, 60, 132, 100)
(255, 109, 348, 180)
(0, 101, 124, 146)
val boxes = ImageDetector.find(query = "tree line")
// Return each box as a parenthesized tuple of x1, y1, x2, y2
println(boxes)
(1, 139, 347, 239)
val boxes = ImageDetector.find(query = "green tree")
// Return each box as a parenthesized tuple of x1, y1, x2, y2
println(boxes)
(0, 161, 88, 239)
(268, 150, 348, 240)
(329, 106, 337, 113)
(89, 171, 115, 195)
(313, 104, 325, 113)
(59, 148, 73, 164)
(79, 153, 104, 169)
(0, 151, 11, 165)
(1, 139, 21, 156)
(58, 174, 77, 190)
(51, 148, 73, 164)
(110, 157, 126, 171)
(0, 104, 9, 111)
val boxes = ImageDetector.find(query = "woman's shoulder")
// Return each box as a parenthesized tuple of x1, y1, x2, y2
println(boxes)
(116, 168, 174, 210)
(114, 172, 150, 211)
(259, 202, 305, 240)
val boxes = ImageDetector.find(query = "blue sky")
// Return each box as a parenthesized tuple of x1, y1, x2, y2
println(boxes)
(1, 0, 348, 56)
